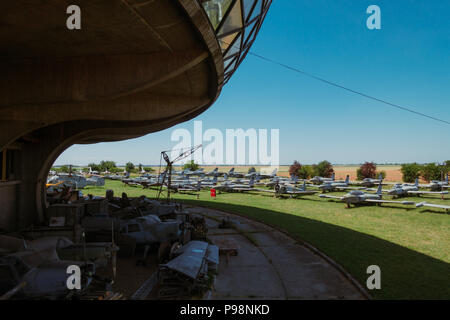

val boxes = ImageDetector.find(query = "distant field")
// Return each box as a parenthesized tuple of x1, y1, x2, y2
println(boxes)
(72, 164, 406, 182)
(154, 165, 405, 182)
(84, 180, 450, 299)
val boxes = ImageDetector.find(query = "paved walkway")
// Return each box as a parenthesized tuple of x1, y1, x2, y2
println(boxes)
(187, 206, 365, 300)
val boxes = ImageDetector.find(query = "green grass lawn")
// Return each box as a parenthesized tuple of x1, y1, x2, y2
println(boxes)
(84, 180, 450, 299)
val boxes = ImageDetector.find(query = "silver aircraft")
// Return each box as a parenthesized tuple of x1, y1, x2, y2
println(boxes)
(309, 173, 335, 185)
(319, 183, 415, 208)
(357, 173, 385, 187)
(214, 176, 255, 192)
(253, 181, 318, 198)
(205, 167, 220, 177)
(418, 174, 449, 191)
(227, 168, 245, 178)
(385, 178, 448, 198)
(317, 175, 362, 193)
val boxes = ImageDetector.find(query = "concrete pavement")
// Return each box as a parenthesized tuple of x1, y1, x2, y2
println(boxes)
(187, 206, 366, 300)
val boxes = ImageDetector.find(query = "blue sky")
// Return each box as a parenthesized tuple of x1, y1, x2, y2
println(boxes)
(56, 0, 450, 166)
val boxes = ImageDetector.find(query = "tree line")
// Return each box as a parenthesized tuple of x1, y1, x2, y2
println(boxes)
(52, 161, 154, 174)
(289, 160, 450, 182)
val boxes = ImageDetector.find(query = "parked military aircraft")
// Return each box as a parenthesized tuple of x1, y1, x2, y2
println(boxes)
(309, 173, 335, 185)
(214, 176, 255, 192)
(319, 183, 415, 208)
(253, 181, 318, 198)
(418, 174, 449, 191)
(385, 179, 448, 198)
(205, 168, 220, 176)
(227, 168, 245, 178)
(357, 173, 384, 188)
(176, 181, 202, 193)
(317, 175, 362, 193)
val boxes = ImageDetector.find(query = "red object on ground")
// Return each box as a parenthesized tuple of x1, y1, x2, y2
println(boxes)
(210, 188, 216, 198)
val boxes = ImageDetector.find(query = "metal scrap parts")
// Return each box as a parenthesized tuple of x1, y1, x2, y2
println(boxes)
(157, 241, 219, 299)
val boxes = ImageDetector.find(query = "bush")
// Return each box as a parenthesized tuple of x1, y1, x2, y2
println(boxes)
(183, 160, 199, 171)
(357, 162, 377, 180)
(298, 165, 313, 179)
(421, 163, 442, 182)
(110, 167, 123, 173)
(401, 163, 422, 183)
(57, 165, 70, 173)
(99, 160, 116, 172)
(125, 162, 135, 172)
(289, 161, 302, 177)
(313, 161, 334, 177)
(144, 167, 154, 172)
(248, 167, 256, 174)
(88, 163, 101, 172)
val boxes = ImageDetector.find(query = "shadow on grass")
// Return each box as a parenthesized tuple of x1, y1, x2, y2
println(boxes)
(175, 199, 450, 300)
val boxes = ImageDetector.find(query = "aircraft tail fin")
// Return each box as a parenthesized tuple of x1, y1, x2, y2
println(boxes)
(415, 177, 419, 186)
(446, 173, 449, 183)
(213, 176, 217, 184)
(345, 175, 349, 184)
(250, 176, 255, 186)
(378, 173, 383, 180)
(331, 173, 335, 181)
(376, 183, 383, 195)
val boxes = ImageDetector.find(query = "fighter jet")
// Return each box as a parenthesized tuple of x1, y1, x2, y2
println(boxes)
(245, 168, 278, 180)
(199, 176, 218, 188)
(183, 168, 205, 177)
(205, 167, 220, 177)
(385, 178, 448, 198)
(227, 168, 245, 178)
(253, 181, 318, 198)
(319, 183, 415, 208)
(418, 174, 449, 191)
(309, 173, 335, 185)
(317, 175, 362, 193)
(416, 201, 450, 212)
(176, 181, 202, 193)
(357, 173, 385, 188)
(214, 176, 255, 192)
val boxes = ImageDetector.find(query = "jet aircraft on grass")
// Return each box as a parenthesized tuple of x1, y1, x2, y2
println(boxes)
(319, 183, 415, 208)
(382, 179, 448, 199)
(252, 181, 318, 198)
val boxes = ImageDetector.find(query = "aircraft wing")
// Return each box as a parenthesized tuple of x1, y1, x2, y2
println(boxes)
(365, 199, 415, 205)
(286, 190, 318, 195)
(407, 190, 449, 195)
(416, 202, 450, 210)
(335, 186, 367, 190)
(318, 194, 343, 200)
(251, 188, 275, 193)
